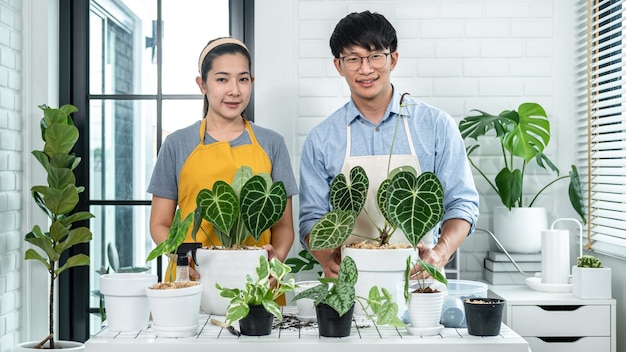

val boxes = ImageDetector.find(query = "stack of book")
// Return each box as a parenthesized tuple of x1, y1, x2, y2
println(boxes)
(484, 250, 541, 285)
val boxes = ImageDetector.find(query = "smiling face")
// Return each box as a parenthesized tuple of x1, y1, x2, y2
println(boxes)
(334, 45, 398, 105)
(196, 53, 253, 122)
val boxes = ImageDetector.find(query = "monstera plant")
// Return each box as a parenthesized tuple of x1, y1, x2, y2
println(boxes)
(191, 165, 287, 247)
(307, 166, 444, 250)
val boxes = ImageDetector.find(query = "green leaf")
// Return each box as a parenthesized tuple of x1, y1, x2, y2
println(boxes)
(25, 229, 60, 262)
(39, 184, 79, 216)
(55, 227, 93, 253)
(55, 253, 90, 276)
(240, 175, 287, 241)
(325, 281, 355, 317)
(459, 109, 515, 141)
(47, 165, 76, 190)
(255, 255, 270, 280)
(293, 282, 329, 302)
(146, 210, 193, 262)
(568, 165, 587, 225)
(43, 123, 79, 156)
(196, 181, 239, 235)
(262, 300, 282, 320)
(224, 299, 249, 326)
(495, 168, 523, 209)
(417, 258, 448, 287)
(386, 171, 444, 248)
(338, 256, 358, 286)
(503, 102, 549, 162)
(330, 166, 368, 214)
(309, 210, 356, 250)
(24, 248, 51, 270)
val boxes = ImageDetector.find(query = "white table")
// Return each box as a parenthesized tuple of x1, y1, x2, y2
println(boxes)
(85, 307, 530, 352)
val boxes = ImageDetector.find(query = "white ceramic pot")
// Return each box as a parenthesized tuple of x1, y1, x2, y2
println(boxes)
(146, 282, 202, 338)
(572, 266, 612, 299)
(100, 273, 157, 331)
(15, 340, 84, 351)
(408, 290, 446, 330)
(342, 246, 417, 316)
(492, 206, 547, 253)
(294, 280, 319, 322)
(195, 247, 267, 315)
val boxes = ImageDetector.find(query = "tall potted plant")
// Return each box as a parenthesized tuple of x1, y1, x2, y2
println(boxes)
(19, 104, 94, 351)
(191, 165, 288, 315)
(459, 102, 586, 253)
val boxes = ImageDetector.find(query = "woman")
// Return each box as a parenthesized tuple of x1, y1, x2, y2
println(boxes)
(148, 37, 298, 279)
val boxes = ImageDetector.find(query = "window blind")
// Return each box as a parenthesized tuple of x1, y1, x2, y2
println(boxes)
(576, 0, 626, 259)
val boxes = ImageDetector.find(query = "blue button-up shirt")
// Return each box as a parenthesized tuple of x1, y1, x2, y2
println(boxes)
(298, 91, 479, 246)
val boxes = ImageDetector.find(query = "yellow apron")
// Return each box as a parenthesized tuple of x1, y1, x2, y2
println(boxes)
(178, 118, 272, 246)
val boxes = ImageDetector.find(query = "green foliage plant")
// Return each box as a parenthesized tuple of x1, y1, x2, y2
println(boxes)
(576, 254, 603, 268)
(293, 256, 404, 327)
(24, 104, 94, 349)
(458, 102, 586, 224)
(146, 208, 194, 282)
(216, 255, 297, 326)
(191, 165, 287, 248)
(403, 257, 448, 301)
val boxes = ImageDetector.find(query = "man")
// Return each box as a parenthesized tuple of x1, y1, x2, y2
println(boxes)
(299, 11, 479, 278)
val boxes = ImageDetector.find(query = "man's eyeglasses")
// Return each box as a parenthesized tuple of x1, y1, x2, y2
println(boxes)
(339, 52, 391, 71)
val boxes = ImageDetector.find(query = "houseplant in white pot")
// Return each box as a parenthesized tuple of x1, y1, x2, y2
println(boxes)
(19, 104, 94, 351)
(293, 256, 404, 337)
(145, 208, 203, 338)
(459, 102, 586, 253)
(190, 165, 287, 315)
(572, 254, 612, 299)
(215, 255, 297, 336)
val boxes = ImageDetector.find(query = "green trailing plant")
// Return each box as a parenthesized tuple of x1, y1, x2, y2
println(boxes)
(293, 256, 404, 327)
(216, 255, 297, 326)
(191, 165, 287, 248)
(459, 102, 586, 224)
(577, 254, 603, 268)
(24, 104, 94, 349)
(146, 208, 194, 281)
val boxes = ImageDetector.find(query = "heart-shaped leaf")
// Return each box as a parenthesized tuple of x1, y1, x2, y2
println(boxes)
(386, 171, 444, 248)
(495, 168, 522, 209)
(330, 166, 368, 214)
(196, 181, 239, 235)
(240, 175, 287, 241)
(308, 210, 356, 250)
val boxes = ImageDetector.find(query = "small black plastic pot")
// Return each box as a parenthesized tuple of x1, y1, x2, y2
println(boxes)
(315, 303, 354, 337)
(463, 298, 505, 336)
(239, 304, 273, 336)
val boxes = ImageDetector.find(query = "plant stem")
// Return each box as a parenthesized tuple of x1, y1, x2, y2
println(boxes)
(528, 175, 569, 207)
(49, 262, 55, 349)
(468, 158, 498, 195)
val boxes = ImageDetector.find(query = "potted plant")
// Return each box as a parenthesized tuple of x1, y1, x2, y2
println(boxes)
(293, 256, 403, 337)
(190, 165, 288, 315)
(19, 104, 94, 351)
(572, 254, 612, 299)
(462, 297, 506, 336)
(145, 208, 203, 338)
(458, 102, 586, 253)
(215, 255, 297, 336)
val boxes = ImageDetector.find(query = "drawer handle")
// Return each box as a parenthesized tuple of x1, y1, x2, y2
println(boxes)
(538, 336, 583, 343)
(537, 305, 582, 311)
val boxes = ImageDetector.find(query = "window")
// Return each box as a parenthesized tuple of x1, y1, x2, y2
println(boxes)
(577, 0, 626, 258)
(58, 0, 254, 341)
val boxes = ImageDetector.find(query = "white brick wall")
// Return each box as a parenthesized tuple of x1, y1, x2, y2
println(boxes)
(256, 0, 577, 282)
(0, 0, 23, 350)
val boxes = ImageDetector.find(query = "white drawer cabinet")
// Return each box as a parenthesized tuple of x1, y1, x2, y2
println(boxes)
(489, 285, 616, 352)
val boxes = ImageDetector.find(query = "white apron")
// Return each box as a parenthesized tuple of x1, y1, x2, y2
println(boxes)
(340, 116, 435, 248)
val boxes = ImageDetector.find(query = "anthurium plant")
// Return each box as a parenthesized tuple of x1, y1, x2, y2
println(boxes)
(216, 255, 297, 326)
(146, 208, 194, 281)
(24, 104, 95, 349)
(191, 165, 287, 248)
(459, 102, 586, 224)
(293, 256, 404, 327)
(403, 257, 448, 299)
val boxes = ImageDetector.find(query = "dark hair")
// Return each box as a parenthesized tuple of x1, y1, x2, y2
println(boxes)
(329, 11, 398, 58)
(199, 38, 252, 117)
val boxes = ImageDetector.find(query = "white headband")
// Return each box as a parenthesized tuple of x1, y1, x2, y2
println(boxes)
(198, 37, 249, 73)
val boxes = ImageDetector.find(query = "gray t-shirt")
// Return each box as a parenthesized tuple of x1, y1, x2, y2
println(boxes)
(147, 120, 298, 200)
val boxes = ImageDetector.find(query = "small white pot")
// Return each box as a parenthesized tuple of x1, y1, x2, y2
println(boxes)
(100, 273, 157, 331)
(493, 206, 547, 253)
(294, 280, 319, 321)
(342, 246, 417, 316)
(572, 266, 612, 299)
(15, 340, 84, 351)
(195, 247, 267, 315)
(408, 290, 446, 330)
(146, 282, 202, 337)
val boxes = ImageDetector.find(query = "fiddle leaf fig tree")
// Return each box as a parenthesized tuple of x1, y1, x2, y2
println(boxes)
(24, 104, 94, 349)
(192, 165, 287, 248)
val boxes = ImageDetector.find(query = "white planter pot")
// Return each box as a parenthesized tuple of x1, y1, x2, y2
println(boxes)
(408, 289, 446, 331)
(15, 340, 84, 351)
(100, 273, 157, 331)
(342, 246, 417, 316)
(294, 280, 319, 322)
(493, 206, 547, 253)
(146, 282, 202, 337)
(195, 247, 267, 315)
(572, 266, 612, 299)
